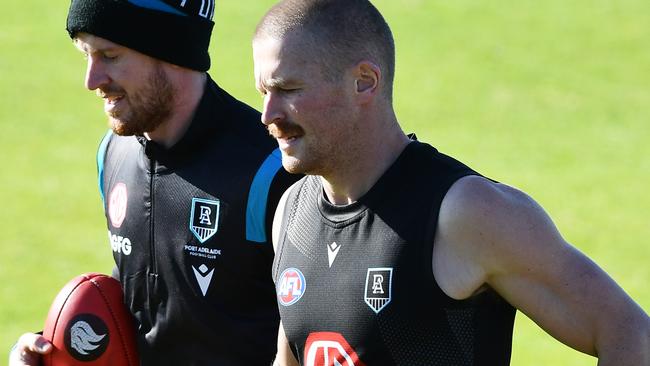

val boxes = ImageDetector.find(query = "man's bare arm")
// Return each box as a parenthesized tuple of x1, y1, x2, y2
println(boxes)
(434, 175, 650, 365)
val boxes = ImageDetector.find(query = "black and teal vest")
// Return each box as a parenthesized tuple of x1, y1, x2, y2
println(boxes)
(273, 141, 516, 366)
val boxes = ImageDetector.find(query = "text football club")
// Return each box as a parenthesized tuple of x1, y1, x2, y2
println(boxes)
(304, 332, 365, 366)
(190, 197, 220, 243)
(277, 267, 306, 306)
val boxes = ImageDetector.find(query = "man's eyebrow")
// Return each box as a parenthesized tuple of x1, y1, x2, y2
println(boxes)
(74, 40, 120, 54)
(262, 77, 299, 89)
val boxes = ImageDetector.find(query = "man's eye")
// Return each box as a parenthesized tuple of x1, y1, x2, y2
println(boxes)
(279, 87, 299, 94)
(103, 54, 119, 61)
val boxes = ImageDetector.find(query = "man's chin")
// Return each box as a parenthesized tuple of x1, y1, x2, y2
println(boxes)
(109, 117, 137, 136)
(281, 155, 314, 175)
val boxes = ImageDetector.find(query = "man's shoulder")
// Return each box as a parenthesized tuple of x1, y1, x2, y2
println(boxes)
(206, 80, 277, 154)
(434, 175, 538, 298)
(206, 77, 261, 121)
(395, 140, 480, 199)
(441, 176, 528, 222)
(438, 175, 546, 268)
(408, 140, 475, 175)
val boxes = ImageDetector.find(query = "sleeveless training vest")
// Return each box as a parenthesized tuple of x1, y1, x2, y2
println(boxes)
(274, 140, 516, 366)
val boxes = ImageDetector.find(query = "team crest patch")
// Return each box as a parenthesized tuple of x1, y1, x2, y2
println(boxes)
(108, 183, 127, 228)
(189, 198, 220, 243)
(277, 268, 306, 306)
(364, 268, 393, 314)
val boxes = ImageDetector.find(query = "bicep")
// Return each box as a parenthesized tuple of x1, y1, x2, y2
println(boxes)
(438, 177, 647, 356)
(485, 189, 633, 355)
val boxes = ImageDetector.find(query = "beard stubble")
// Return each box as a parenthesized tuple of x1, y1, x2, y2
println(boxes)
(106, 64, 175, 136)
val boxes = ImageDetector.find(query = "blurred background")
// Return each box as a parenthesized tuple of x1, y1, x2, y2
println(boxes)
(1, 0, 648, 364)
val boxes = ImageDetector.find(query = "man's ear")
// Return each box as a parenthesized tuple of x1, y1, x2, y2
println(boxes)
(354, 61, 381, 100)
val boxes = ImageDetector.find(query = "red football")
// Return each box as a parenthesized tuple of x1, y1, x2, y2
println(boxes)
(43, 273, 139, 366)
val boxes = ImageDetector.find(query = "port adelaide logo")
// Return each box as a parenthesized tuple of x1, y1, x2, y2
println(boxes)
(364, 268, 393, 314)
(64, 314, 109, 361)
(277, 268, 306, 306)
(190, 198, 220, 243)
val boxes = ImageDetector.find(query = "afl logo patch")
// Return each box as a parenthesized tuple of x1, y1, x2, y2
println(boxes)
(277, 268, 306, 306)
(64, 314, 109, 361)
(108, 183, 127, 228)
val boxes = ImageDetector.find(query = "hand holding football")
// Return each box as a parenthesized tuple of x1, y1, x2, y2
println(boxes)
(43, 273, 139, 366)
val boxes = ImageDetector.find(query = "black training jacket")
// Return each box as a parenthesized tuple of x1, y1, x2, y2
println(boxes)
(97, 75, 298, 365)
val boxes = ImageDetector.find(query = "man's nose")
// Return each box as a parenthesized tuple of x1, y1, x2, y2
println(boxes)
(261, 92, 285, 126)
(84, 57, 110, 91)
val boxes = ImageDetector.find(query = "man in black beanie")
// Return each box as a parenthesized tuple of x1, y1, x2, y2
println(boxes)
(10, 0, 298, 365)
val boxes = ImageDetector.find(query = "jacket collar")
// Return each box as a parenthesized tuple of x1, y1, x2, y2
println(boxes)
(139, 74, 228, 165)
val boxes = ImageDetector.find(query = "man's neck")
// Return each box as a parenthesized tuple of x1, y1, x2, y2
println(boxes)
(145, 72, 207, 148)
(321, 116, 410, 205)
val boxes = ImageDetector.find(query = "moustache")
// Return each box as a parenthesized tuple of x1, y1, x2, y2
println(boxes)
(267, 122, 304, 139)
(96, 85, 126, 99)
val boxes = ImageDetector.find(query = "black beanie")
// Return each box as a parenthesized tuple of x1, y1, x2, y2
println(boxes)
(66, 0, 215, 71)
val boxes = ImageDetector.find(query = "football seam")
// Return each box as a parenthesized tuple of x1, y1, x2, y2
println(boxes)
(91, 277, 137, 366)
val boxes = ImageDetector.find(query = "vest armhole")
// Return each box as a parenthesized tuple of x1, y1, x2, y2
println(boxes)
(271, 178, 305, 282)
(424, 170, 479, 301)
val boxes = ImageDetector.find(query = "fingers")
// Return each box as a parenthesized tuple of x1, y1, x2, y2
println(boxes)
(24, 333, 52, 354)
(9, 333, 52, 366)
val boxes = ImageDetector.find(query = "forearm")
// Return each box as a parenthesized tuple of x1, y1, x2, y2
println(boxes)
(595, 317, 650, 366)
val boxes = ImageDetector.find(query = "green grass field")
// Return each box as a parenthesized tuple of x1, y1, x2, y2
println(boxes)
(1, 0, 648, 364)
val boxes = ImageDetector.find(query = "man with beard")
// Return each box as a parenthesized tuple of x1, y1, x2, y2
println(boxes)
(252, 0, 650, 365)
(10, 0, 297, 365)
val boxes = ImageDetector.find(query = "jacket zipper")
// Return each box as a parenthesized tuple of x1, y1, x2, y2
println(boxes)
(149, 157, 158, 276)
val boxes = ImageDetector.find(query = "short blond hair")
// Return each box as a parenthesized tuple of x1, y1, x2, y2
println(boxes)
(255, 0, 395, 100)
